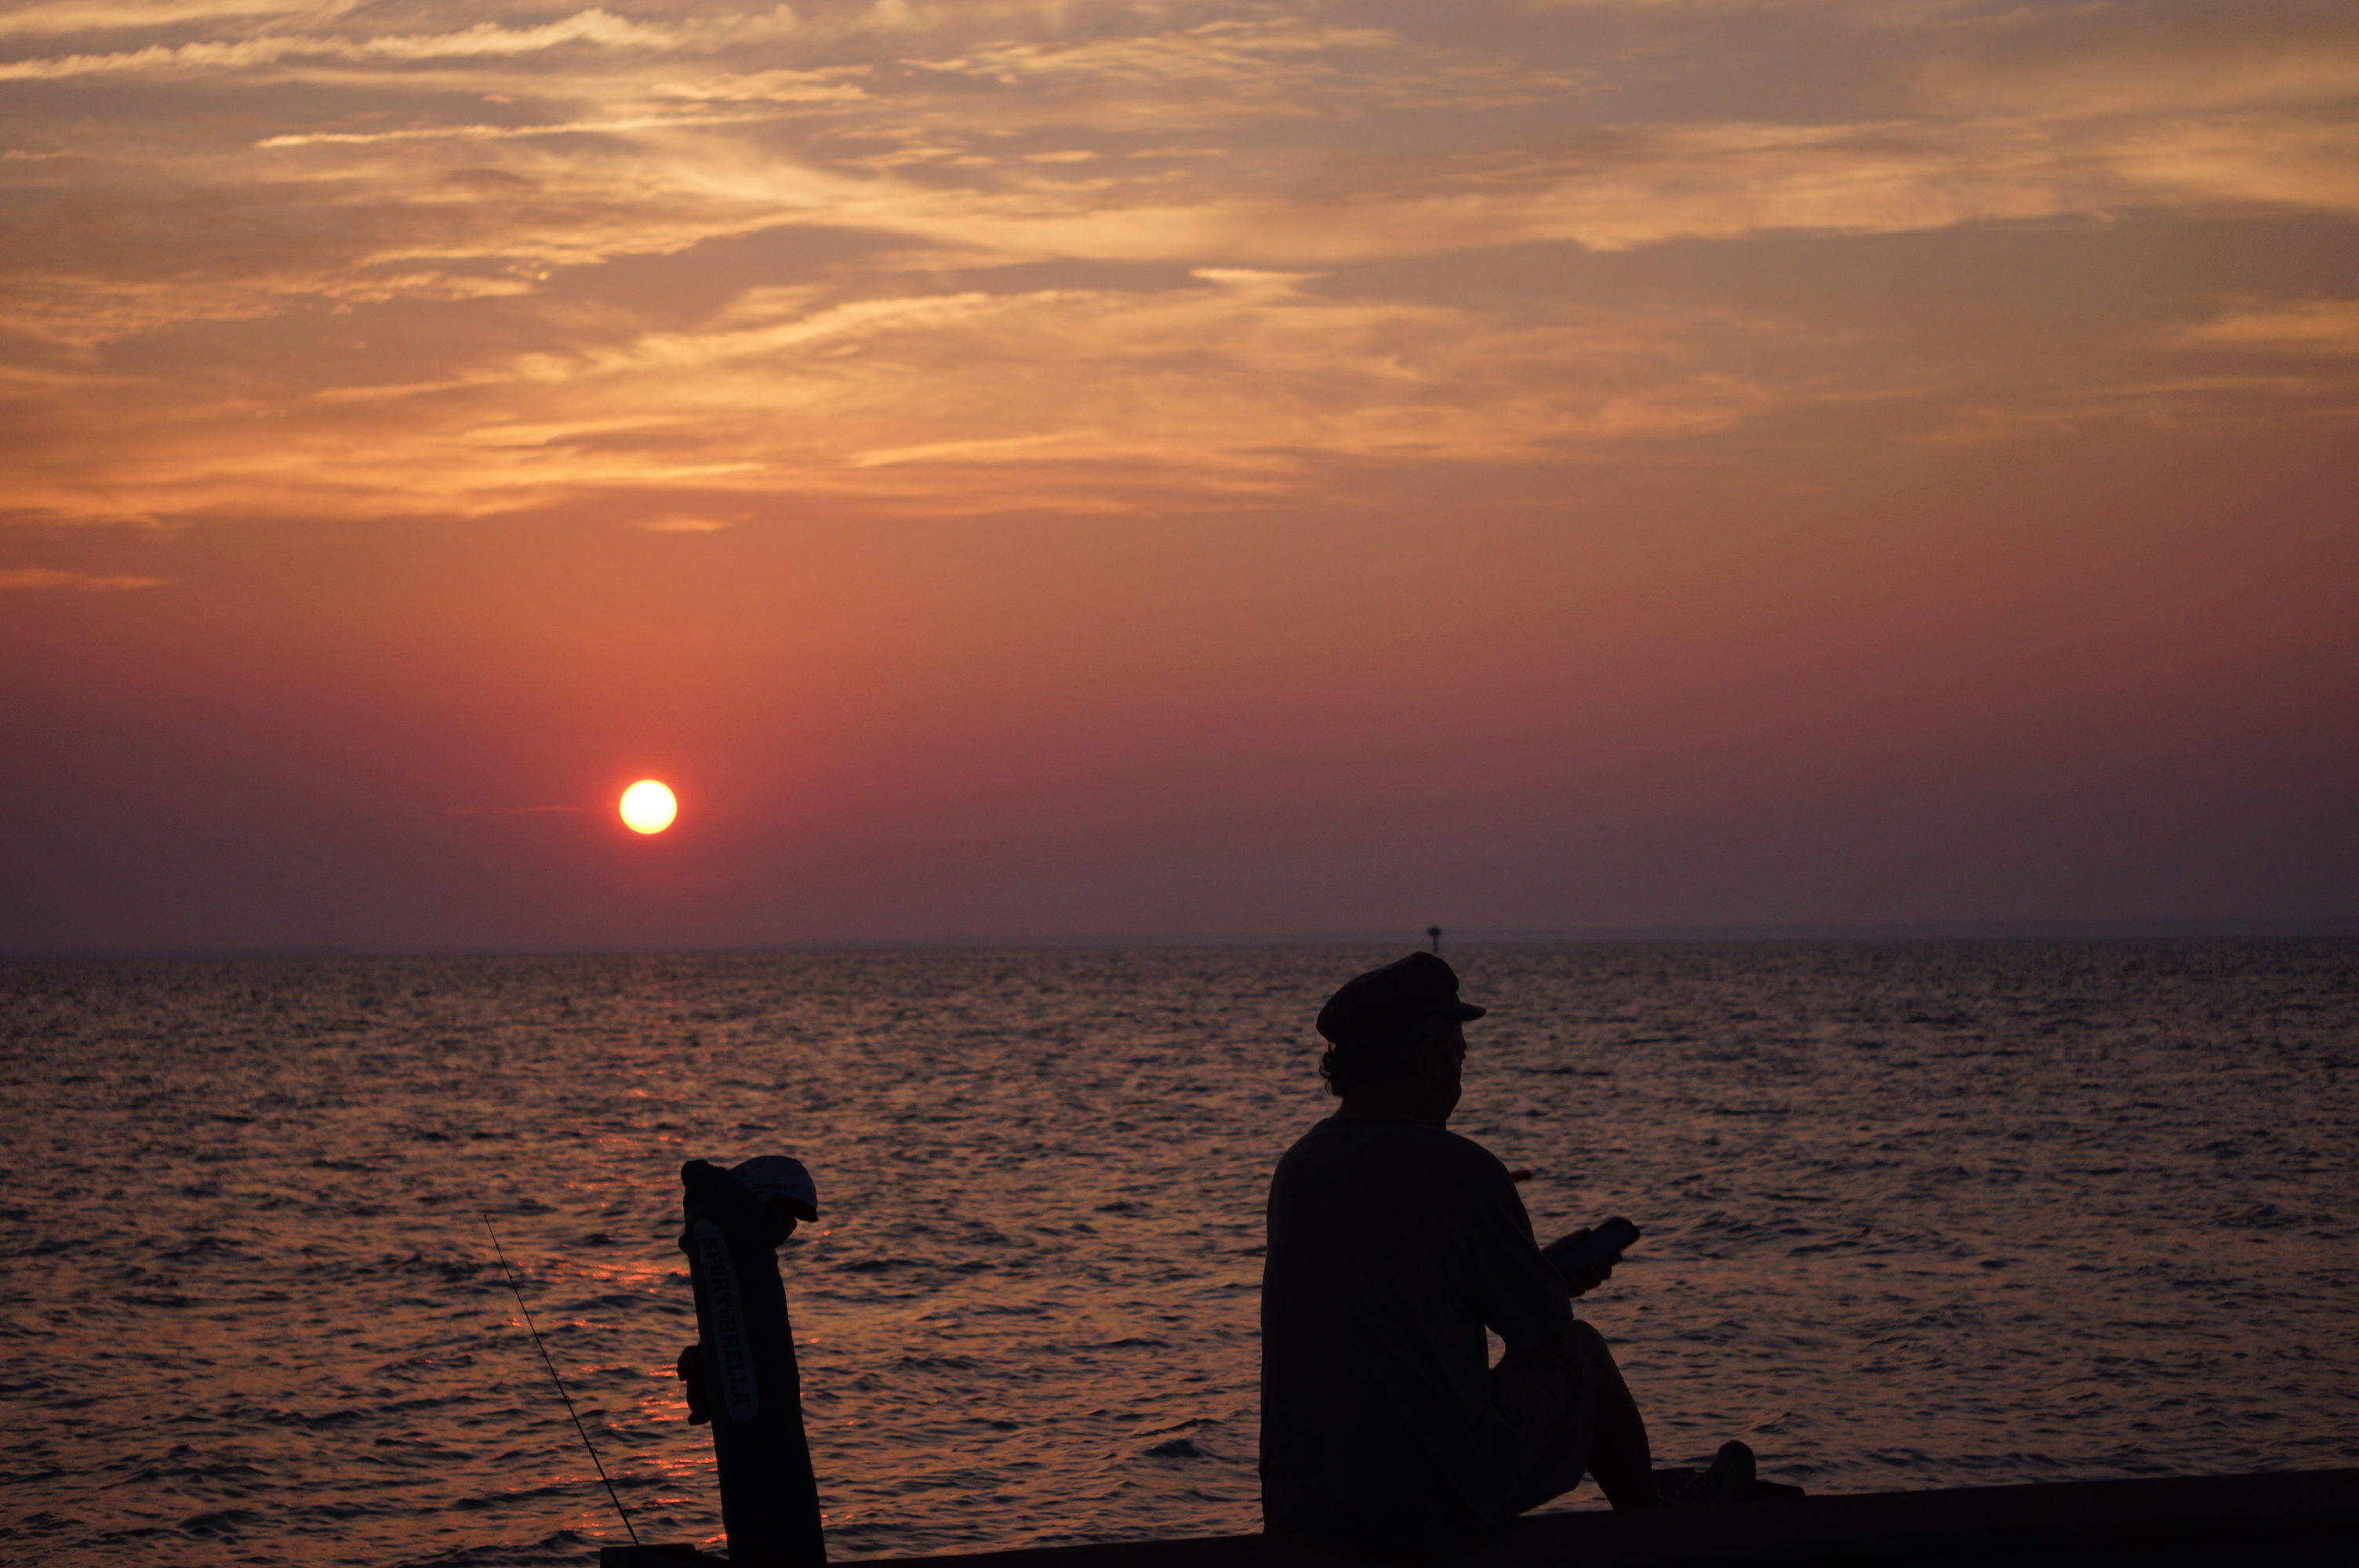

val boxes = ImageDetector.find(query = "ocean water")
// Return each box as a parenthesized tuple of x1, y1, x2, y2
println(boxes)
(2, 942, 2354, 1567)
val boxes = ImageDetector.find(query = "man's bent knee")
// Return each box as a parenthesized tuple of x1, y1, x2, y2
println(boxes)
(1566, 1318, 1616, 1373)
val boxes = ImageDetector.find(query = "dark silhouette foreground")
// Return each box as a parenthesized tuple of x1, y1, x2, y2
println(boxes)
(593, 1468, 2347, 1567)
(1259, 954, 1781, 1557)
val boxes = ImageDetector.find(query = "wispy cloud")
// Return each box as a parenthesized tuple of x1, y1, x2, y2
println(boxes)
(0, 566, 169, 590)
(0, 0, 351, 40)
(0, 8, 806, 79)
(251, 109, 799, 149)
(5, 1, 2356, 525)
(1, 266, 1819, 525)
(2165, 298, 2359, 355)
(427, 802, 590, 820)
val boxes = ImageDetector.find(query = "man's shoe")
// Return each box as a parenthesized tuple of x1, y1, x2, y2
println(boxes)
(1696, 1440, 1756, 1505)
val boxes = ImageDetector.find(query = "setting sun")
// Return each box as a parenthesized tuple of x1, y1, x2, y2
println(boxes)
(619, 780, 678, 835)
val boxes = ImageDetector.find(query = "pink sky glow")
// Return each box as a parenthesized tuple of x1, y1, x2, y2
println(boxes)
(3, 1, 2354, 950)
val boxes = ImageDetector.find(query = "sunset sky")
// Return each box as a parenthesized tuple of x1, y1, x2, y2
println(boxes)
(4, 0, 2354, 952)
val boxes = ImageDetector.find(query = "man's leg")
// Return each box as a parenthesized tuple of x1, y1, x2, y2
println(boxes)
(1488, 1335, 1591, 1516)
(1563, 1319, 1656, 1509)
(1490, 1319, 1660, 1515)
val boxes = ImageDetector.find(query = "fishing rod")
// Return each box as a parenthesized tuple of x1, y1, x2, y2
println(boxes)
(482, 1213, 642, 1551)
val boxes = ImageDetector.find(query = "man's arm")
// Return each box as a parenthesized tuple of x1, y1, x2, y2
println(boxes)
(1539, 1228, 1619, 1300)
(1456, 1148, 1579, 1351)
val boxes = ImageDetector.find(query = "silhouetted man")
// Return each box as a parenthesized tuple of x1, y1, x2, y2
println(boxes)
(1259, 953, 1685, 1556)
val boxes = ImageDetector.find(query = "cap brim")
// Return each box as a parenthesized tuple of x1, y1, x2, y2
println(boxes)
(1452, 1002, 1486, 1022)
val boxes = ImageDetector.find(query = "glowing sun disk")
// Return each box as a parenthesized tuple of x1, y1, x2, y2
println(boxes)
(620, 779, 678, 834)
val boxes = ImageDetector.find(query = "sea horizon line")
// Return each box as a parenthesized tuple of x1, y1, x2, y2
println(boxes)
(7, 916, 2357, 964)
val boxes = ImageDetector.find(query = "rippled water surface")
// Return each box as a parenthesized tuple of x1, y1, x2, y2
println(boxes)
(4, 942, 2355, 1566)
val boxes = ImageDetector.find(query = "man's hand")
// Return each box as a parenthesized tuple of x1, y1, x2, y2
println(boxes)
(1541, 1227, 1619, 1299)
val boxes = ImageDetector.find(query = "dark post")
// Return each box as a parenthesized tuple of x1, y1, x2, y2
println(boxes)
(1427, 925, 1442, 954)
(677, 1159, 826, 1568)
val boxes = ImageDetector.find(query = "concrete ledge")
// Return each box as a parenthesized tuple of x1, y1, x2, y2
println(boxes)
(857, 1468, 2357, 1568)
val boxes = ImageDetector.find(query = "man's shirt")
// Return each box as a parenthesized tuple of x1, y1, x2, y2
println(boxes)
(1259, 1112, 1574, 1555)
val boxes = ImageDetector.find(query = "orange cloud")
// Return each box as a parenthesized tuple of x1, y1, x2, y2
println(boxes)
(2165, 298, 2359, 355)
(5, 0, 2357, 532)
(0, 566, 168, 590)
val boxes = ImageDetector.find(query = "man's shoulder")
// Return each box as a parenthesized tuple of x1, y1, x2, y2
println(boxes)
(1278, 1115, 1511, 1182)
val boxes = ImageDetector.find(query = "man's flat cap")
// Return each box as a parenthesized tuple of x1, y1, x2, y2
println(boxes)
(1315, 952, 1486, 1047)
